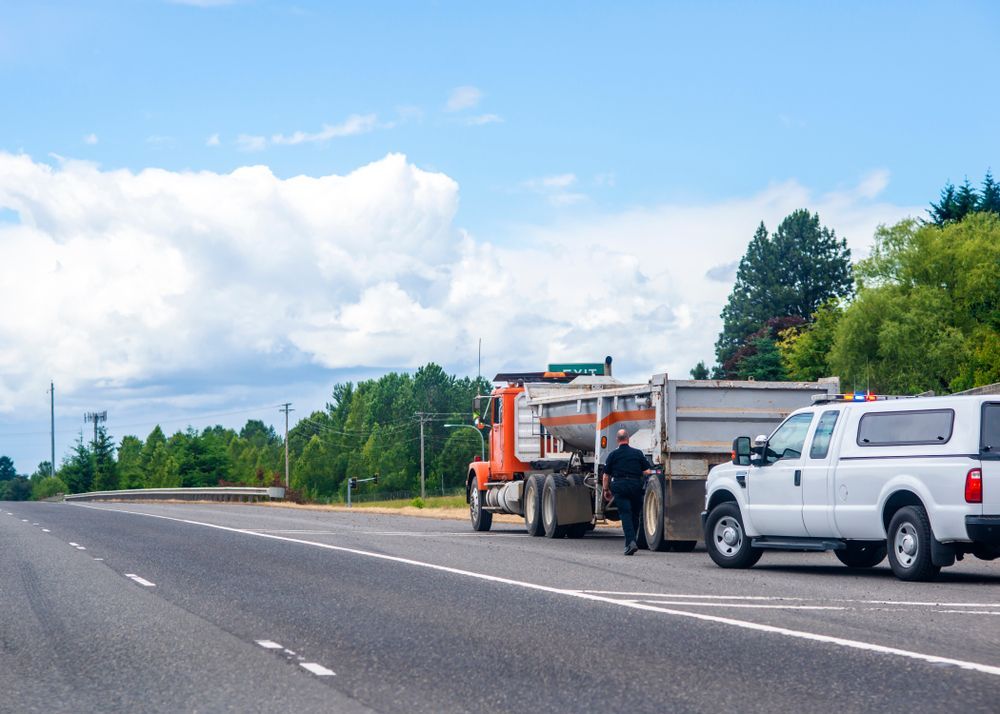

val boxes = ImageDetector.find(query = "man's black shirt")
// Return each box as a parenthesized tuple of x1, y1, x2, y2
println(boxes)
(603, 443, 651, 480)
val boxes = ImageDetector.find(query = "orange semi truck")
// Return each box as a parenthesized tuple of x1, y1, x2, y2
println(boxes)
(465, 357, 838, 550)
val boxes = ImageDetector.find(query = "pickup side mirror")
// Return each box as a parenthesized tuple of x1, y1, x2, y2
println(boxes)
(732, 436, 752, 466)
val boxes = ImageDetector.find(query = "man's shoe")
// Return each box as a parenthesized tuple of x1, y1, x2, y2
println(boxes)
(624, 541, 638, 556)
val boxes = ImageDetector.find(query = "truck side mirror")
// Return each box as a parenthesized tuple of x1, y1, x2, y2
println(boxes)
(732, 436, 752, 466)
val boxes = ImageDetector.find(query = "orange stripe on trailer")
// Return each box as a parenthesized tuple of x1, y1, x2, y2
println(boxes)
(599, 409, 654, 429)
(539, 408, 655, 430)
(540, 414, 594, 427)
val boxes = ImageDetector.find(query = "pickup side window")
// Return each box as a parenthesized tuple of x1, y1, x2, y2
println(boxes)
(982, 403, 1000, 459)
(809, 410, 840, 459)
(857, 409, 954, 447)
(765, 413, 814, 463)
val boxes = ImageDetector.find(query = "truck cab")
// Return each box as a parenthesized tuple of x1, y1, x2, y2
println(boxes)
(703, 393, 1000, 581)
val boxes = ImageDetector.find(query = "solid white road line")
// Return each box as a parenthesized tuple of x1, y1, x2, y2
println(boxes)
(636, 600, 846, 611)
(299, 662, 335, 676)
(585, 591, 1000, 609)
(124, 573, 156, 587)
(75, 504, 1000, 678)
(255, 640, 283, 649)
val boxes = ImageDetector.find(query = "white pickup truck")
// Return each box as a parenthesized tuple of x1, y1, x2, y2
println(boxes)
(702, 393, 1000, 581)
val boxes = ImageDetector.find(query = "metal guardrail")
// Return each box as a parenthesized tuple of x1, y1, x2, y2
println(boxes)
(64, 486, 286, 502)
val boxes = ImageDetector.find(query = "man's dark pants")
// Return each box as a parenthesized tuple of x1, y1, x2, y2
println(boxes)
(611, 478, 644, 547)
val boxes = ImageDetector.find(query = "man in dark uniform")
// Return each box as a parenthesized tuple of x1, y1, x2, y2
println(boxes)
(602, 429, 652, 555)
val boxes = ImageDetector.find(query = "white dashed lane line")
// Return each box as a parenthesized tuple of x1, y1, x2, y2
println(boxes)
(124, 573, 156, 587)
(41, 529, 50, 533)
(299, 662, 335, 676)
(255, 639, 336, 676)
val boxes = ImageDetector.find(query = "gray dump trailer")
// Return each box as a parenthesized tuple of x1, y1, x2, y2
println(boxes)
(475, 370, 838, 550)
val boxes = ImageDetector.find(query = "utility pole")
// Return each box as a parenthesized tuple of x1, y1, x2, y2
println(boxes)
(48, 381, 55, 477)
(279, 403, 293, 488)
(478, 338, 482, 382)
(84, 411, 107, 449)
(416, 412, 427, 499)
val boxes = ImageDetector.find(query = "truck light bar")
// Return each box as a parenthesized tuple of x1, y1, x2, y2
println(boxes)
(811, 392, 917, 404)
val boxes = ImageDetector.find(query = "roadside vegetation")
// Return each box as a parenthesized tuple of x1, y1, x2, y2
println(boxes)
(3, 174, 997, 503)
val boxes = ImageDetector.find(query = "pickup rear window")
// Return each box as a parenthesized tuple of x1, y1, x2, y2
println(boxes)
(809, 410, 840, 459)
(982, 403, 1000, 458)
(857, 409, 954, 447)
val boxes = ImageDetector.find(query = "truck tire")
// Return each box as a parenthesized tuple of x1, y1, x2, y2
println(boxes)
(542, 474, 568, 539)
(523, 474, 545, 537)
(835, 541, 886, 568)
(671, 541, 697, 553)
(642, 475, 670, 552)
(705, 502, 762, 569)
(886, 506, 941, 581)
(469, 482, 492, 532)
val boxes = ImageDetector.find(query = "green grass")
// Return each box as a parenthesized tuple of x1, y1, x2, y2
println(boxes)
(352, 494, 467, 509)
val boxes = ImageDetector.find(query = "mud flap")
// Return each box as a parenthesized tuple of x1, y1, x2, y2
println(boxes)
(556, 484, 593, 526)
(663, 480, 705, 542)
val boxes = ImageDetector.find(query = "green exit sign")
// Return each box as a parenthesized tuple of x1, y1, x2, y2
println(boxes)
(548, 363, 605, 376)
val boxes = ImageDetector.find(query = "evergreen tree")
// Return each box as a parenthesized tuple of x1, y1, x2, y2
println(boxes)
(928, 181, 959, 225)
(716, 210, 852, 376)
(92, 427, 118, 491)
(117, 436, 144, 489)
(0, 456, 15, 481)
(61, 435, 94, 494)
(980, 170, 1000, 214)
(146, 442, 181, 488)
(689, 361, 710, 380)
(954, 177, 980, 220)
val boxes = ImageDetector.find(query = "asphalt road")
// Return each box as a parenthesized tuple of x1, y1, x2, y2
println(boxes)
(2, 501, 998, 713)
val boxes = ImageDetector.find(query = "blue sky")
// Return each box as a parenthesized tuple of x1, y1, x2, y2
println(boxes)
(0, 0, 998, 472)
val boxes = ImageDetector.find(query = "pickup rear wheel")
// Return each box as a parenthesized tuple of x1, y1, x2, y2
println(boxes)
(835, 541, 885, 568)
(523, 474, 545, 537)
(705, 502, 762, 569)
(469, 482, 492, 532)
(887, 506, 940, 581)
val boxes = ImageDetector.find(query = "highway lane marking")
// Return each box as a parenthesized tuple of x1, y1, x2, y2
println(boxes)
(636, 600, 847, 611)
(93, 558, 104, 561)
(247, 528, 525, 538)
(76, 546, 87, 550)
(124, 573, 156, 587)
(256, 640, 283, 649)
(42, 528, 50, 532)
(69, 542, 79, 546)
(584, 591, 1000, 609)
(74, 504, 1000, 679)
(300, 662, 335, 676)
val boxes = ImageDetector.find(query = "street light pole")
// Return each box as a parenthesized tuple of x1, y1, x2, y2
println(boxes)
(444, 423, 485, 462)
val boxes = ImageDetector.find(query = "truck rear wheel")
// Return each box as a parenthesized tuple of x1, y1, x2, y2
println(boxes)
(469, 482, 492, 532)
(523, 474, 545, 537)
(887, 506, 940, 581)
(705, 502, 762, 569)
(642, 475, 670, 552)
(542, 475, 568, 539)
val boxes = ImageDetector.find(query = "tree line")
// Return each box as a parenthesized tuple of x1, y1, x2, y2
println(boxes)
(1, 364, 490, 501)
(693, 171, 1000, 396)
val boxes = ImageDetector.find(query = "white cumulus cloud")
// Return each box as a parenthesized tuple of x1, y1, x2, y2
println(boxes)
(446, 86, 482, 112)
(0, 155, 920, 419)
(83, 133, 98, 145)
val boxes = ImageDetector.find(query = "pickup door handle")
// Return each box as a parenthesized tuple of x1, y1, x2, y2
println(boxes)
(736, 473, 746, 488)
(794, 469, 801, 487)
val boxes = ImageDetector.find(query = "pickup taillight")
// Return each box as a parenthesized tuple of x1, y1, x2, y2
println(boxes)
(965, 468, 982, 504)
